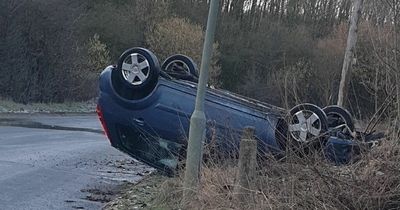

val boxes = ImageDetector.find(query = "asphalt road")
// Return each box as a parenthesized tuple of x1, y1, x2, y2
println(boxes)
(0, 113, 152, 210)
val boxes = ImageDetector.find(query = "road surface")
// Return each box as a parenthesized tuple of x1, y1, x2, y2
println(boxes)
(0, 113, 151, 210)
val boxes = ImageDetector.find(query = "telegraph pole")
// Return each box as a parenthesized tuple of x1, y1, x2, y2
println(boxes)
(337, 0, 364, 107)
(182, 0, 220, 203)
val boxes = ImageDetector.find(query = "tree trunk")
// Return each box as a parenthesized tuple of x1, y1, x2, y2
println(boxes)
(337, 0, 364, 107)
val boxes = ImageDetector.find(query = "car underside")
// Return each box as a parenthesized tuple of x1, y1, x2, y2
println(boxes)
(97, 47, 382, 173)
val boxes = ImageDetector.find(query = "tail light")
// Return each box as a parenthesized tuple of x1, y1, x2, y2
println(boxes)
(96, 104, 111, 141)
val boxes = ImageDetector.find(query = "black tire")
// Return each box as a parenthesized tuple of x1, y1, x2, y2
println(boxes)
(161, 54, 198, 82)
(287, 103, 328, 147)
(323, 105, 355, 133)
(112, 47, 160, 100)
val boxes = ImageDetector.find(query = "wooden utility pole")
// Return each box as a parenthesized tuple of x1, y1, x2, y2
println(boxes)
(235, 127, 257, 206)
(337, 0, 364, 107)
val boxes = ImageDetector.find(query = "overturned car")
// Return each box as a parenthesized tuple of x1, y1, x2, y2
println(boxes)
(97, 47, 374, 173)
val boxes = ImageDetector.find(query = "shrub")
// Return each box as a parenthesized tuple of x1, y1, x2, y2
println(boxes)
(146, 17, 221, 87)
(87, 34, 111, 73)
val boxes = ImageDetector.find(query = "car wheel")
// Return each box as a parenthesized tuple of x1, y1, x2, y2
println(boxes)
(112, 47, 160, 100)
(161, 54, 198, 82)
(287, 103, 328, 145)
(323, 105, 355, 133)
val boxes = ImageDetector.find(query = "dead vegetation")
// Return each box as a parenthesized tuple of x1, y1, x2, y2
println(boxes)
(153, 130, 400, 210)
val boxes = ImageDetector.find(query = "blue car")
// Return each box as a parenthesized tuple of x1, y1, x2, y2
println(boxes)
(97, 47, 357, 172)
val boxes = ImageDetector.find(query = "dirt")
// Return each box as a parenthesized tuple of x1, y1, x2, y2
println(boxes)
(102, 173, 168, 210)
(78, 160, 154, 206)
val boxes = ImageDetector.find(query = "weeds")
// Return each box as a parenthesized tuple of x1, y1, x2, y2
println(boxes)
(154, 128, 400, 209)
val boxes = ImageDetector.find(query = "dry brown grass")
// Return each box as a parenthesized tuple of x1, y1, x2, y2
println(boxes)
(155, 132, 400, 210)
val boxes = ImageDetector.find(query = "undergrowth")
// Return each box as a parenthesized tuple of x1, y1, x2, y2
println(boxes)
(154, 129, 400, 210)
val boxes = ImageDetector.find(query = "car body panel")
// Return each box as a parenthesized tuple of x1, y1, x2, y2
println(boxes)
(98, 66, 287, 171)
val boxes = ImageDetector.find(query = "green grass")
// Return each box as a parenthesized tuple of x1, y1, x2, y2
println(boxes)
(0, 99, 96, 113)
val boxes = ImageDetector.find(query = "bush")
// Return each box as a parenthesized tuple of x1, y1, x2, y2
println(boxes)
(87, 34, 110, 73)
(146, 17, 221, 87)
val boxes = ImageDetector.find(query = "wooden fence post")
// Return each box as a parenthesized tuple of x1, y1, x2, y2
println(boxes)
(235, 126, 257, 206)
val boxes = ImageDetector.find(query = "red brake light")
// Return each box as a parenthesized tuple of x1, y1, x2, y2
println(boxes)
(96, 104, 111, 141)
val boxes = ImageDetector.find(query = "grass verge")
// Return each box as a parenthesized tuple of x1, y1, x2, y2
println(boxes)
(104, 134, 400, 210)
(103, 173, 169, 210)
(0, 99, 96, 113)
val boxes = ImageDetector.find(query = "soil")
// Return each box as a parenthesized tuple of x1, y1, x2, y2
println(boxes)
(102, 173, 168, 210)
